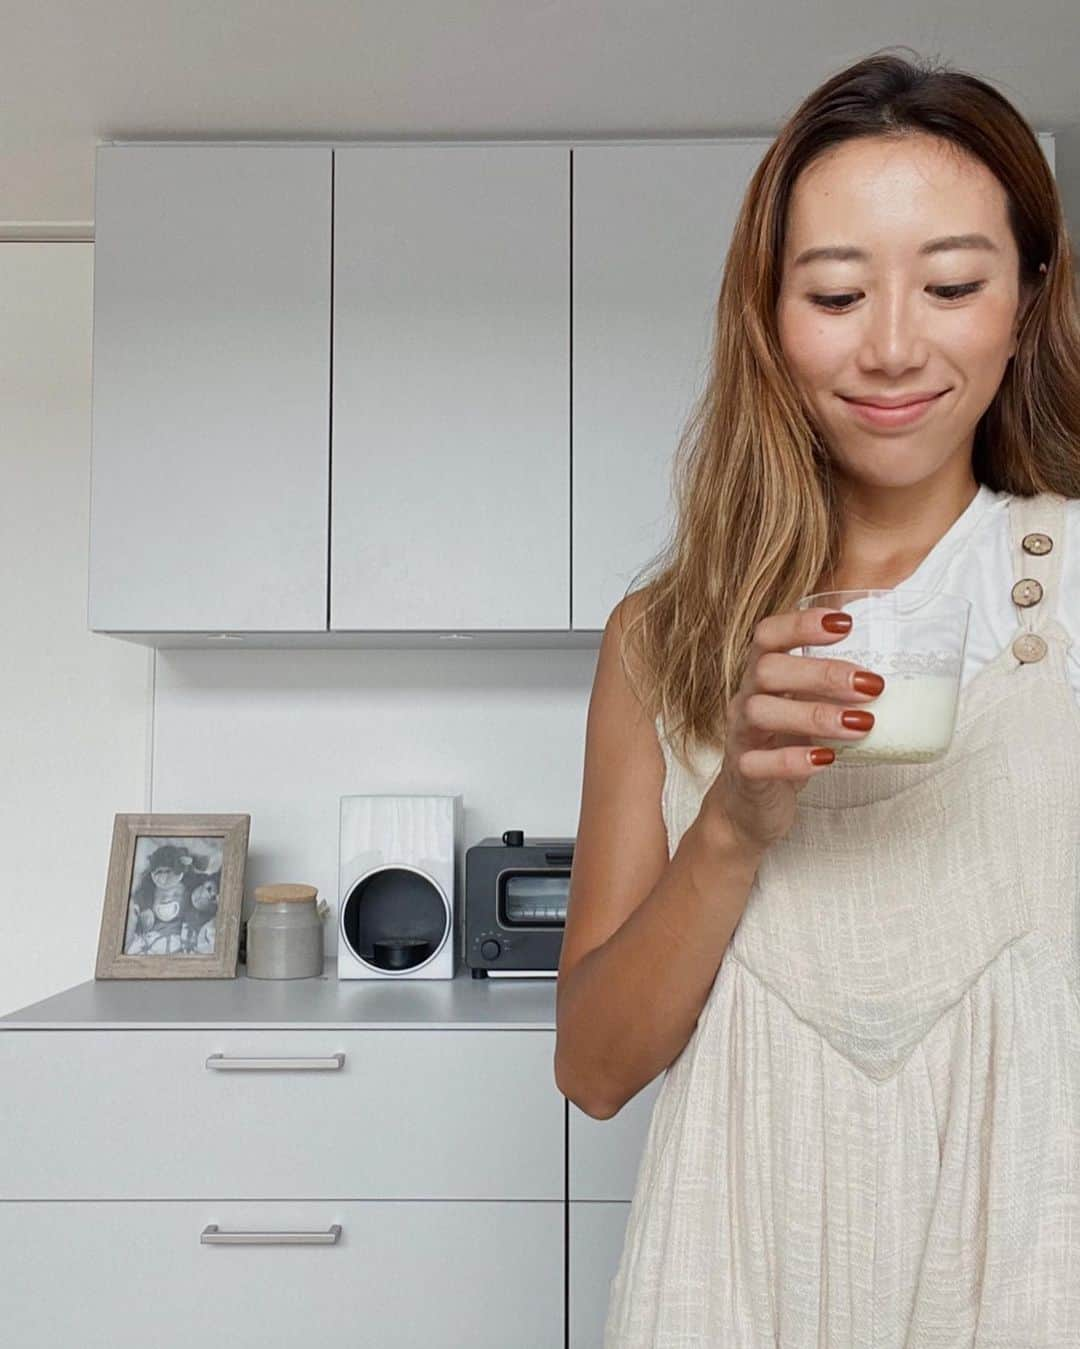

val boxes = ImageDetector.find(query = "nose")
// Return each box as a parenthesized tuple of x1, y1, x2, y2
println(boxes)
(855, 283, 929, 377)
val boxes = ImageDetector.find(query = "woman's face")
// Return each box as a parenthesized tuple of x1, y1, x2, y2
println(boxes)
(776, 132, 1028, 490)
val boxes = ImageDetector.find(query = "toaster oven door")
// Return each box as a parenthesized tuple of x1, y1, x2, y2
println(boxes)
(500, 870, 570, 928)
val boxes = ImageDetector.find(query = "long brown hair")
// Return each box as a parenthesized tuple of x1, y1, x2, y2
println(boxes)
(622, 47, 1080, 773)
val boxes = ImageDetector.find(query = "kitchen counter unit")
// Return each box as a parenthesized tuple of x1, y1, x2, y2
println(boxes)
(0, 958, 558, 1030)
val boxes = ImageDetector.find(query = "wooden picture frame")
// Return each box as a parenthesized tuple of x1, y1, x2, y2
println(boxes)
(95, 814, 251, 980)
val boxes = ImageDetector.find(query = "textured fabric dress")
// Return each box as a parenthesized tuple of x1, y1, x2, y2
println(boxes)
(602, 491, 1080, 1348)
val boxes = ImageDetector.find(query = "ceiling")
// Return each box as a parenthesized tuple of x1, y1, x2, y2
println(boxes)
(5, 0, 1080, 237)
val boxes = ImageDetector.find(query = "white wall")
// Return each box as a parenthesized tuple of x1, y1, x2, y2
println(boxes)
(0, 244, 151, 1015)
(0, 243, 598, 1015)
(152, 645, 596, 955)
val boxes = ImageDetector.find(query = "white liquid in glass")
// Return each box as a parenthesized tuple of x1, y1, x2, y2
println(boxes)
(820, 671, 960, 764)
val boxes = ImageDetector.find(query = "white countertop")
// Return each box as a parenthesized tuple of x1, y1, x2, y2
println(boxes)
(0, 959, 558, 1031)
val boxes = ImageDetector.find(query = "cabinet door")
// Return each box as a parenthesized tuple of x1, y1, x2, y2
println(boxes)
(0, 1200, 563, 1348)
(331, 145, 570, 630)
(570, 1201, 630, 1348)
(571, 141, 770, 629)
(0, 1028, 563, 1201)
(88, 145, 331, 633)
(569, 1072, 664, 1200)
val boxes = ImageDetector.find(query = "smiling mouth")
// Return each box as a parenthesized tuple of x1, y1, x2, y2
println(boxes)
(839, 391, 948, 408)
(834, 389, 952, 431)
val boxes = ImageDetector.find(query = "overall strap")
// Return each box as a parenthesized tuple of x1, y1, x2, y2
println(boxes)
(1006, 491, 1066, 665)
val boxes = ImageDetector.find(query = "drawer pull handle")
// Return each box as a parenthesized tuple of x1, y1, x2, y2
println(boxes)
(205, 1053, 346, 1072)
(201, 1224, 342, 1246)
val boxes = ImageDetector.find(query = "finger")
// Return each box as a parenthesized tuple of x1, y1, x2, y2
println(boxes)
(749, 606, 854, 664)
(750, 650, 885, 702)
(742, 690, 875, 743)
(737, 744, 836, 781)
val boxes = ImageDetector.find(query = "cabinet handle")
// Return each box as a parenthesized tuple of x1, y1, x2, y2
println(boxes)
(204, 1053, 346, 1071)
(201, 1224, 342, 1246)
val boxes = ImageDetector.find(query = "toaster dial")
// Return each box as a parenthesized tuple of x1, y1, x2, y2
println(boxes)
(480, 938, 501, 960)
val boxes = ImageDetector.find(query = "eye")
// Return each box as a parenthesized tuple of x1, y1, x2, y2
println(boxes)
(809, 282, 985, 312)
(931, 282, 985, 302)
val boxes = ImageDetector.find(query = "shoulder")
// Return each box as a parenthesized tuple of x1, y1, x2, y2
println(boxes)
(608, 585, 652, 637)
(1053, 499, 1080, 688)
(1044, 494, 1080, 571)
(1001, 489, 1079, 583)
(1045, 496, 1080, 644)
(588, 590, 662, 770)
(1058, 495, 1080, 578)
(604, 588, 655, 703)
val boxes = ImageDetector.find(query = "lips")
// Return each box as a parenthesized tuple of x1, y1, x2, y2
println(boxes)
(839, 389, 948, 428)
(841, 392, 946, 408)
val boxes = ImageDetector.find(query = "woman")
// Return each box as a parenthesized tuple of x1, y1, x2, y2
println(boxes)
(554, 48, 1080, 1346)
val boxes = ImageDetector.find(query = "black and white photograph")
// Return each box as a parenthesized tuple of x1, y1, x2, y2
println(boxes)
(122, 836, 223, 955)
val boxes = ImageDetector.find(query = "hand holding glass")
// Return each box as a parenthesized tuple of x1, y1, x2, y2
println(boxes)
(794, 589, 972, 765)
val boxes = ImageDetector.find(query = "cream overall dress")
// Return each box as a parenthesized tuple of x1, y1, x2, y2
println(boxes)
(603, 491, 1080, 1348)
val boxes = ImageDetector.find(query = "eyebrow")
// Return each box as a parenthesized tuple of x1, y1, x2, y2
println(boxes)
(792, 233, 1001, 267)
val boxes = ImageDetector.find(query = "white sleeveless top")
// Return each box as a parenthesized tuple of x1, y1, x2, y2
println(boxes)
(603, 491, 1080, 1347)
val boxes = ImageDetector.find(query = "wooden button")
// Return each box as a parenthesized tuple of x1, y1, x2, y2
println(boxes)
(1022, 532, 1053, 555)
(1011, 577, 1044, 607)
(1012, 633, 1048, 663)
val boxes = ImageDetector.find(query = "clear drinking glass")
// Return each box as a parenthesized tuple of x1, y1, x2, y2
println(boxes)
(795, 589, 972, 765)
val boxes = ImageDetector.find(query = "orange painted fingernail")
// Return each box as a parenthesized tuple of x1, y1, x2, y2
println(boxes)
(822, 612, 852, 633)
(841, 710, 875, 730)
(809, 748, 835, 766)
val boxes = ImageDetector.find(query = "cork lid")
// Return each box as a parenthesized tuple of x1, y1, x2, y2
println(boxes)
(254, 883, 318, 904)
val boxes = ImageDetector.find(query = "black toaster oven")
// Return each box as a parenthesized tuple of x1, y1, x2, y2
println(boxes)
(464, 830, 573, 978)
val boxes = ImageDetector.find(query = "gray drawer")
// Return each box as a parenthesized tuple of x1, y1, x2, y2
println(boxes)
(0, 1028, 562, 1200)
(570, 1201, 631, 1348)
(0, 1198, 564, 1348)
(569, 1072, 664, 1199)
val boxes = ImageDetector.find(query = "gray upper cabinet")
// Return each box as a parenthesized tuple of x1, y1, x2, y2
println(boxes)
(89, 136, 1052, 642)
(571, 140, 771, 631)
(88, 146, 332, 633)
(330, 145, 570, 630)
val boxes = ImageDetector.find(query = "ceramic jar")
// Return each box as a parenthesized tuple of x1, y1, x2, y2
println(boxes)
(246, 883, 325, 979)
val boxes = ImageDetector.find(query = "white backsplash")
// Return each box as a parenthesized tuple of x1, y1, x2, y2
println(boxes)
(151, 646, 597, 956)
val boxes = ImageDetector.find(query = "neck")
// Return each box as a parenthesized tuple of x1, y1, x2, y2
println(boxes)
(818, 469, 980, 594)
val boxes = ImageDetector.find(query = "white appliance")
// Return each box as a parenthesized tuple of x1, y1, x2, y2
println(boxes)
(337, 794, 462, 980)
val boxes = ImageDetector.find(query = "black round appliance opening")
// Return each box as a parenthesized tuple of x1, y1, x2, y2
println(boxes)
(340, 866, 447, 973)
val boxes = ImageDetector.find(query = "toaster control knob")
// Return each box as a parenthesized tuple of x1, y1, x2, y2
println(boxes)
(501, 830, 524, 847)
(481, 939, 501, 961)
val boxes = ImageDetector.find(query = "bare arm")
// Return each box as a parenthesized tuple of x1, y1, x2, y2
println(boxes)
(553, 594, 766, 1120)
